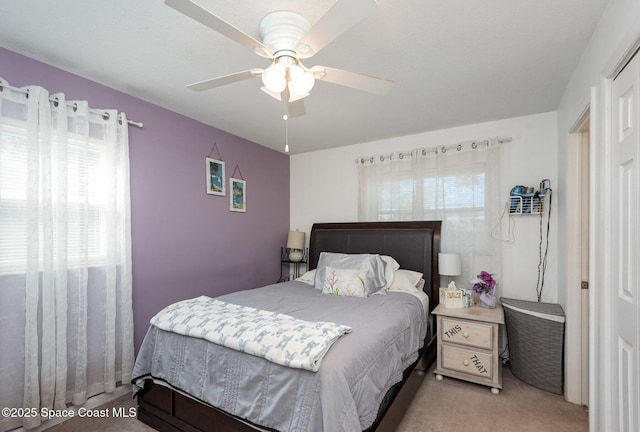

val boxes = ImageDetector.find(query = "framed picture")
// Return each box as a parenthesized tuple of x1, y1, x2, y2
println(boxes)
(230, 178, 246, 212)
(206, 158, 225, 196)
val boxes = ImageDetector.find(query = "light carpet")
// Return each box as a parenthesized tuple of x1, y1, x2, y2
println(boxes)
(42, 365, 588, 432)
(397, 364, 588, 432)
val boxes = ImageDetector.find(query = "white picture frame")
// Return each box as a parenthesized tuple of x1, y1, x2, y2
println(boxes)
(230, 178, 246, 212)
(206, 158, 225, 196)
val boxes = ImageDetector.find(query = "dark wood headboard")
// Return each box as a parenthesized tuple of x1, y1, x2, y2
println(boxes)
(308, 221, 441, 311)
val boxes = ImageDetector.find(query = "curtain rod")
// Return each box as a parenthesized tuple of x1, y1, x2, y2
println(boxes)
(356, 136, 512, 164)
(0, 82, 143, 128)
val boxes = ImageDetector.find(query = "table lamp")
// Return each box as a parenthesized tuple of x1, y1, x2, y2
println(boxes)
(438, 253, 462, 290)
(286, 230, 305, 262)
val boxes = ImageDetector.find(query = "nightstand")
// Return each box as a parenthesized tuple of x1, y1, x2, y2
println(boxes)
(277, 247, 308, 282)
(433, 303, 504, 394)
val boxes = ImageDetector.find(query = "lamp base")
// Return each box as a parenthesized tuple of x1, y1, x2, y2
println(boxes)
(288, 250, 303, 262)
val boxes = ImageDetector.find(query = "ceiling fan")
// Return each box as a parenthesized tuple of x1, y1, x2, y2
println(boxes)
(165, 0, 393, 117)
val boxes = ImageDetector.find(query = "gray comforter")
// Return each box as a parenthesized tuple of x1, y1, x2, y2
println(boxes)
(132, 281, 427, 432)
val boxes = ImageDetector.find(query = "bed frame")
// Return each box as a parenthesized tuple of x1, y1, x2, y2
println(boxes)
(136, 221, 441, 432)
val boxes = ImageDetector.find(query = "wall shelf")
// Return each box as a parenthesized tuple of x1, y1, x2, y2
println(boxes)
(508, 192, 546, 215)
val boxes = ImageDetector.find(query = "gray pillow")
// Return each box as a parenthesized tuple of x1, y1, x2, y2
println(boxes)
(314, 252, 388, 296)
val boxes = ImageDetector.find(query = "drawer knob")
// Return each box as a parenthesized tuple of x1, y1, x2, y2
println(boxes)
(463, 332, 469, 338)
(463, 359, 469, 366)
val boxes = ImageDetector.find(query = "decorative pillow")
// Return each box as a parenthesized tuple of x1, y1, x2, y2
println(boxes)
(380, 255, 400, 289)
(295, 269, 316, 285)
(314, 252, 387, 296)
(321, 266, 368, 297)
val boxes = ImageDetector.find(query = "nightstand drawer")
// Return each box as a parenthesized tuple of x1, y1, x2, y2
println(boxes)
(440, 317, 493, 349)
(441, 345, 493, 379)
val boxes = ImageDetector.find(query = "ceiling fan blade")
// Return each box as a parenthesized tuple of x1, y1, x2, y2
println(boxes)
(165, 0, 272, 57)
(281, 86, 306, 117)
(318, 66, 393, 95)
(296, 0, 380, 58)
(285, 98, 306, 118)
(186, 69, 262, 91)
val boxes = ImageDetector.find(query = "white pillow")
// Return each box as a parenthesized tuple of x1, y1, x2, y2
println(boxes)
(388, 269, 425, 293)
(380, 255, 400, 289)
(321, 266, 368, 297)
(396, 269, 423, 286)
(295, 269, 316, 285)
(388, 271, 419, 292)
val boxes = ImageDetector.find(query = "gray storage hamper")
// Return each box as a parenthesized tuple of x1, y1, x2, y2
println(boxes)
(500, 297, 565, 394)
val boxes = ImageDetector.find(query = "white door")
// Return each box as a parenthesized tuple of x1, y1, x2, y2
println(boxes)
(610, 51, 640, 432)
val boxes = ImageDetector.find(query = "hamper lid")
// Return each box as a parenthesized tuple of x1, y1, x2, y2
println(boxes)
(500, 297, 565, 323)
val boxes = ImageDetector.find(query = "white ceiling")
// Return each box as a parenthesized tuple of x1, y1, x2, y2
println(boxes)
(0, 0, 607, 154)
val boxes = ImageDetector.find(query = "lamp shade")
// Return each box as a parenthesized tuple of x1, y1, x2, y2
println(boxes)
(290, 65, 315, 96)
(438, 253, 461, 276)
(286, 230, 305, 250)
(262, 62, 287, 93)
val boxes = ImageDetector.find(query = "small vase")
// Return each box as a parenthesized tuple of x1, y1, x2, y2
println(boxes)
(479, 286, 497, 308)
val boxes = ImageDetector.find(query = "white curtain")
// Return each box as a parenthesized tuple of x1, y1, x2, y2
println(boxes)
(358, 140, 502, 282)
(0, 78, 134, 431)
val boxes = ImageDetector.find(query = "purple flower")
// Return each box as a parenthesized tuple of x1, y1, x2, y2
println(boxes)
(472, 271, 496, 294)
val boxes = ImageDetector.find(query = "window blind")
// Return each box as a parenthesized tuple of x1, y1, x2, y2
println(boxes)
(0, 125, 109, 272)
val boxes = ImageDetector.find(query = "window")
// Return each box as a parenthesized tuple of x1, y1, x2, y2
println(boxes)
(0, 122, 111, 272)
(358, 142, 502, 273)
(0, 81, 133, 428)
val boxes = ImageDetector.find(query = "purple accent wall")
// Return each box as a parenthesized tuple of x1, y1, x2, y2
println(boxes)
(1, 48, 290, 351)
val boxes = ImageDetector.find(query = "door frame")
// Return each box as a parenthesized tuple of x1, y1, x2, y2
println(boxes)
(566, 107, 590, 406)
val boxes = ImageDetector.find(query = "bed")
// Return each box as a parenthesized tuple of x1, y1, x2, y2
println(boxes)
(132, 220, 441, 432)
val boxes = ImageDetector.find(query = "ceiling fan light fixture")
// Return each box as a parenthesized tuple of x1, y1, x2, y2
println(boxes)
(291, 69, 315, 96)
(262, 62, 287, 93)
(171, 1, 393, 121)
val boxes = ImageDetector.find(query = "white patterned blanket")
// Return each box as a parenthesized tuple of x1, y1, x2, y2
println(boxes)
(150, 296, 352, 372)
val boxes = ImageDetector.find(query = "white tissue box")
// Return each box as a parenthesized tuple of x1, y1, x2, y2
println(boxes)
(445, 289, 464, 308)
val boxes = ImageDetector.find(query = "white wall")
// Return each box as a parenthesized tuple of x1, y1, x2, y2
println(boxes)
(291, 111, 559, 303)
(555, 0, 640, 425)
(556, 0, 640, 308)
